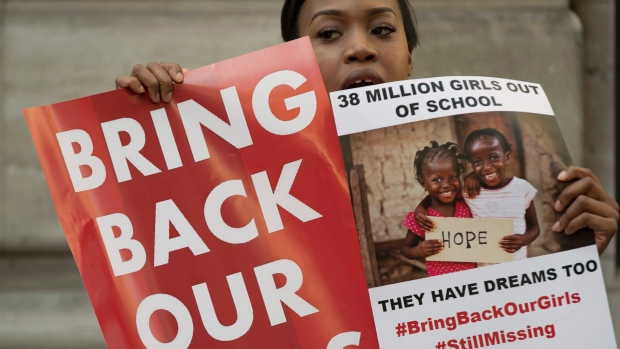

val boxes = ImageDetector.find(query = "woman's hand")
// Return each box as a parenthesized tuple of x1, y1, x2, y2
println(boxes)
(115, 62, 185, 103)
(552, 166, 619, 255)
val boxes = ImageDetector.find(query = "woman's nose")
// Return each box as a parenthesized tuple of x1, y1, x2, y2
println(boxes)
(344, 30, 378, 63)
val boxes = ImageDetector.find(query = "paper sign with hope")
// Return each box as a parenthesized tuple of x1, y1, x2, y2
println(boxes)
(426, 217, 513, 264)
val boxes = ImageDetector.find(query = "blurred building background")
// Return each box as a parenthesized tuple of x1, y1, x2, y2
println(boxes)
(0, 0, 616, 347)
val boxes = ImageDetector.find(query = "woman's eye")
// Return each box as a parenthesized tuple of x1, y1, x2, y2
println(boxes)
(371, 25, 395, 36)
(473, 160, 482, 166)
(317, 29, 342, 40)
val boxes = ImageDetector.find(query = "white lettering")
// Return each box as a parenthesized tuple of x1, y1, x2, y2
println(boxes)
(179, 88, 253, 163)
(192, 273, 254, 341)
(101, 118, 161, 182)
(56, 129, 106, 192)
(204, 180, 259, 244)
(252, 160, 322, 233)
(136, 293, 193, 349)
(254, 259, 318, 326)
(96, 213, 146, 277)
(151, 108, 183, 170)
(154, 199, 210, 267)
(253, 70, 317, 135)
(326, 332, 361, 349)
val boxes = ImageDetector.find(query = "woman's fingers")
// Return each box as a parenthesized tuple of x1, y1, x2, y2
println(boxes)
(146, 62, 185, 102)
(558, 166, 601, 185)
(553, 195, 618, 234)
(115, 76, 145, 93)
(116, 62, 185, 103)
(554, 168, 618, 211)
(131, 64, 162, 103)
(554, 165, 619, 254)
(563, 212, 617, 252)
(563, 211, 617, 235)
(161, 62, 185, 83)
(556, 166, 619, 220)
(557, 204, 618, 252)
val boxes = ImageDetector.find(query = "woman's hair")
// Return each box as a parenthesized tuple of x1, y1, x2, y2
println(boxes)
(463, 128, 512, 160)
(414, 141, 464, 181)
(281, 0, 419, 50)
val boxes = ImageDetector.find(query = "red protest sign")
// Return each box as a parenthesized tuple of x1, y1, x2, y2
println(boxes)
(24, 38, 377, 348)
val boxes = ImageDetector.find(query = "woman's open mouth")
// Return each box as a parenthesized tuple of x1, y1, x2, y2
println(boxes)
(341, 69, 384, 90)
(347, 79, 376, 89)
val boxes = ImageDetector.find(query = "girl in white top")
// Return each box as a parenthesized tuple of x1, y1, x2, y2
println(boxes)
(462, 128, 540, 260)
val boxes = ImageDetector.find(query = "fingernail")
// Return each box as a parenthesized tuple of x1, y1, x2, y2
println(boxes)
(176, 72, 183, 81)
(554, 200, 561, 211)
(557, 170, 567, 181)
(137, 85, 145, 93)
(552, 221, 561, 232)
(165, 91, 172, 102)
(154, 92, 160, 103)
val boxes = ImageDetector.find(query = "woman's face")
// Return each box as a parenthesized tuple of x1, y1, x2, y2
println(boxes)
(297, 0, 413, 93)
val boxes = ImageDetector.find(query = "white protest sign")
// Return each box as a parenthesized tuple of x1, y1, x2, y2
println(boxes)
(330, 76, 554, 135)
(332, 76, 615, 348)
(369, 245, 616, 348)
(426, 218, 513, 264)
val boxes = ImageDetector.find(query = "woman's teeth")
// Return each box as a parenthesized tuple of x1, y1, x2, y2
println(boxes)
(348, 80, 375, 88)
(440, 191, 453, 196)
(485, 173, 497, 180)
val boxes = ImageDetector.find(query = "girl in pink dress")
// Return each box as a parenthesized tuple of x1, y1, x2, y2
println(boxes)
(401, 141, 476, 276)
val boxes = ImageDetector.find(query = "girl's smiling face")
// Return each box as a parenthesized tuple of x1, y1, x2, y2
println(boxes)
(297, 0, 413, 93)
(418, 157, 461, 206)
(467, 137, 511, 188)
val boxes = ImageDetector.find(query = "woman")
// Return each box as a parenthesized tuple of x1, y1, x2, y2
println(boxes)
(115, 0, 618, 254)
